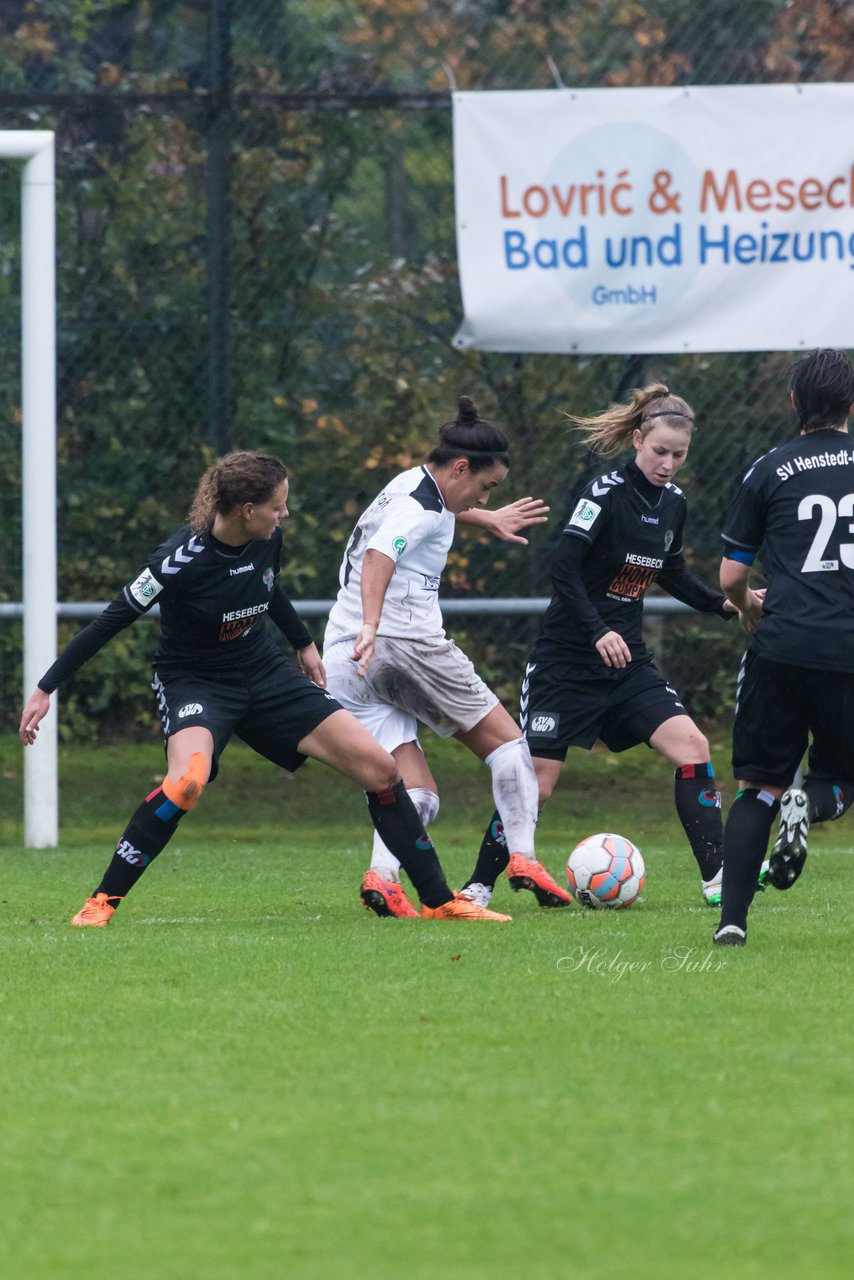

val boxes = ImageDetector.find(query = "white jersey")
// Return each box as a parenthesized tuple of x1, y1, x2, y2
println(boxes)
(324, 466, 455, 645)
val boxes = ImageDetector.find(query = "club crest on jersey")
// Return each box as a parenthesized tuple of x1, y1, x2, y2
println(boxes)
(128, 568, 163, 607)
(664, 529, 674, 552)
(263, 568, 275, 592)
(567, 499, 601, 533)
(392, 536, 408, 557)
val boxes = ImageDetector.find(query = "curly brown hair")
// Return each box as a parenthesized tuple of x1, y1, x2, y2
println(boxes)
(189, 452, 288, 532)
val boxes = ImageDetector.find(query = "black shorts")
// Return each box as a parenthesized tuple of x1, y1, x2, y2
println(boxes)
(732, 650, 854, 788)
(521, 656, 687, 760)
(151, 657, 341, 781)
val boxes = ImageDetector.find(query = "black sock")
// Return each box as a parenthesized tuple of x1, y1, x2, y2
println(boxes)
(674, 763, 724, 881)
(95, 787, 187, 903)
(719, 788, 780, 931)
(462, 810, 510, 892)
(366, 781, 453, 909)
(804, 778, 854, 824)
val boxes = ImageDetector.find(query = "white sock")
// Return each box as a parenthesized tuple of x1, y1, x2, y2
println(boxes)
(485, 737, 538, 857)
(459, 882, 492, 908)
(370, 787, 440, 880)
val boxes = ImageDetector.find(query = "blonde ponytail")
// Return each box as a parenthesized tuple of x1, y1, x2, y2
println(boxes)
(568, 384, 695, 458)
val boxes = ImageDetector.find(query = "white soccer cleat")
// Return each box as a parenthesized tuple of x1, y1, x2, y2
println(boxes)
(768, 788, 810, 890)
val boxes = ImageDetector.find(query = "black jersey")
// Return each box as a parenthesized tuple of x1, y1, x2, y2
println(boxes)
(722, 428, 854, 672)
(39, 526, 313, 693)
(533, 462, 728, 665)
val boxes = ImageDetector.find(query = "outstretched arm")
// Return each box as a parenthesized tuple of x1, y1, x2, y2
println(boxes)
(458, 496, 549, 544)
(658, 551, 732, 617)
(353, 549, 395, 676)
(19, 595, 141, 745)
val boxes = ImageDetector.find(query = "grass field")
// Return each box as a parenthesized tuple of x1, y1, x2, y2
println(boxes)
(1, 732, 852, 1280)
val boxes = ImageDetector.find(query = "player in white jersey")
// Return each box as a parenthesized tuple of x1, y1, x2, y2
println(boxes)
(324, 395, 568, 918)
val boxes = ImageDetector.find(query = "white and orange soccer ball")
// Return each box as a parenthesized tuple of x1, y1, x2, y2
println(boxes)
(566, 833, 646, 909)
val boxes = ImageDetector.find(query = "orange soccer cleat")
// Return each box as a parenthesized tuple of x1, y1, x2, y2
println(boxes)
(360, 870, 420, 919)
(421, 894, 512, 922)
(507, 853, 571, 908)
(71, 892, 122, 928)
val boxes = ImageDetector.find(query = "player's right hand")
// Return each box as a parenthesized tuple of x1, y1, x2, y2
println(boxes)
(595, 630, 632, 669)
(352, 623, 378, 677)
(19, 688, 51, 745)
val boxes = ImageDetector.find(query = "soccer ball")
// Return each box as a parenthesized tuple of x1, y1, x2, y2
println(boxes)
(566, 833, 645, 909)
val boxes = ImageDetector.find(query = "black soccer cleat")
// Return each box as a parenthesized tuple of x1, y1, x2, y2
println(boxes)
(713, 924, 747, 947)
(767, 788, 809, 890)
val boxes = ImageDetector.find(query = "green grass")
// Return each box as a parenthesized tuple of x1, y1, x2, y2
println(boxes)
(1, 733, 852, 1279)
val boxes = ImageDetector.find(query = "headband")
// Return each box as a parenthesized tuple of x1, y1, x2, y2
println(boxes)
(641, 410, 695, 423)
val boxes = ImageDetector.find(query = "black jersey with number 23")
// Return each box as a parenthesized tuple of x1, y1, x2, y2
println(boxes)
(722, 428, 854, 672)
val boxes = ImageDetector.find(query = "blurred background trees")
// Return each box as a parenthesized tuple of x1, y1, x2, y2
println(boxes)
(0, 0, 850, 734)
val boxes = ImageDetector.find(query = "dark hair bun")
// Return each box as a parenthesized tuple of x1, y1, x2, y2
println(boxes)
(457, 395, 479, 426)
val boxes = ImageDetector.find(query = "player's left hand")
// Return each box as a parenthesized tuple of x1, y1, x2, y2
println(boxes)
(298, 642, 326, 688)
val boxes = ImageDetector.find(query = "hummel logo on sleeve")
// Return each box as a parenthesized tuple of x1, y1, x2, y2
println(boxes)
(161, 535, 204, 577)
(590, 472, 624, 498)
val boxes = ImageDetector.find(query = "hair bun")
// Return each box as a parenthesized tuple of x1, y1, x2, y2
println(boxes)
(457, 395, 479, 426)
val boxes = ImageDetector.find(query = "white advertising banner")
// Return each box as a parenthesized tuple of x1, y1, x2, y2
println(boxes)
(452, 84, 854, 355)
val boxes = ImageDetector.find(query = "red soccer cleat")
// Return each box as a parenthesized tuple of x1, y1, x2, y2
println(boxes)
(507, 854, 571, 908)
(360, 870, 420, 919)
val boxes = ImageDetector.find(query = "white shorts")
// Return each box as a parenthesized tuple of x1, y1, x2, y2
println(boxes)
(323, 634, 499, 749)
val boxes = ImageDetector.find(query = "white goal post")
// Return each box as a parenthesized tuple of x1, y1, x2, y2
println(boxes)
(3, 131, 57, 848)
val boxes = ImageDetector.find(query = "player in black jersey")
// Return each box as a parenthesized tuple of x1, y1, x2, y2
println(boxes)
(19, 451, 510, 926)
(713, 349, 854, 947)
(460, 384, 763, 912)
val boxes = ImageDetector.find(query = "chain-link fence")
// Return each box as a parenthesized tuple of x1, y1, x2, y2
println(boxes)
(1, 1, 852, 737)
